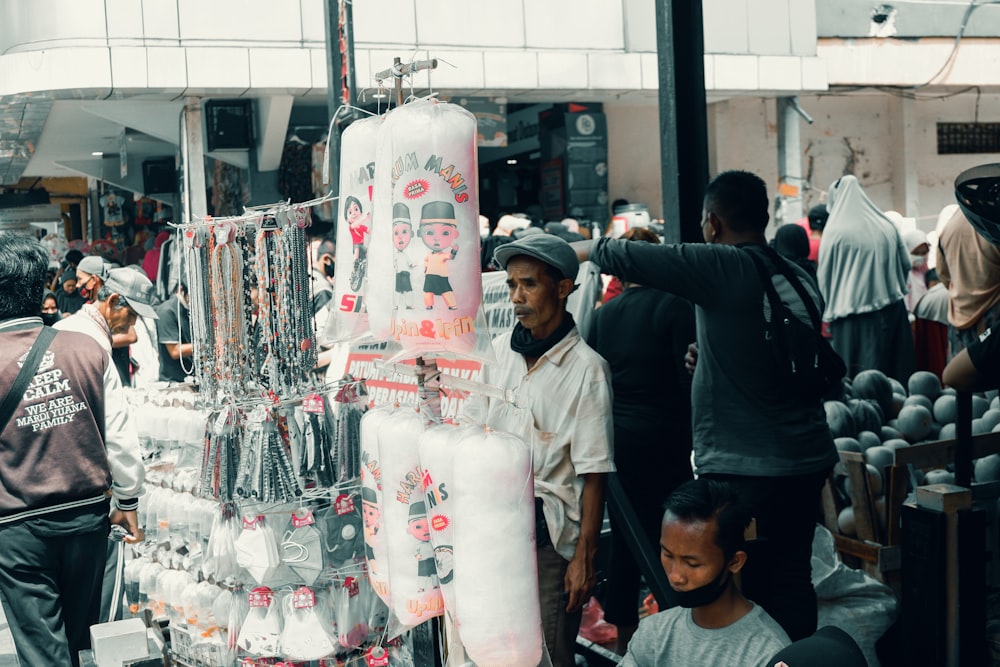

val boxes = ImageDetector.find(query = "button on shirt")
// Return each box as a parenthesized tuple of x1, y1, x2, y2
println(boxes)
(466, 328, 615, 561)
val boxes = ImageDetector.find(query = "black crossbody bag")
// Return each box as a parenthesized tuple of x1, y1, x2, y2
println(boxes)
(0, 327, 57, 433)
(743, 246, 846, 403)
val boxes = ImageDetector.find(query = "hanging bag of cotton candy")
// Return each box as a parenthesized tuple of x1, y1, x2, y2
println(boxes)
(452, 428, 545, 667)
(359, 405, 394, 607)
(377, 405, 444, 636)
(418, 421, 478, 665)
(367, 99, 495, 364)
(328, 115, 383, 344)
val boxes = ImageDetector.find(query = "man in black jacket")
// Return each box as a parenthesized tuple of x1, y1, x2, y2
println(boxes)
(0, 234, 145, 667)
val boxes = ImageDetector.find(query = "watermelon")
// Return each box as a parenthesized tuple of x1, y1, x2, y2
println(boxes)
(981, 409, 1000, 431)
(848, 399, 883, 434)
(844, 464, 883, 499)
(865, 445, 895, 470)
(889, 394, 906, 419)
(838, 506, 857, 537)
(933, 394, 958, 425)
(907, 371, 942, 401)
(925, 469, 955, 485)
(942, 387, 957, 397)
(834, 437, 863, 453)
(880, 425, 904, 442)
(938, 423, 957, 440)
(987, 389, 999, 403)
(897, 405, 935, 442)
(973, 418, 991, 435)
(889, 376, 907, 397)
(853, 370, 895, 416)
(825, 401, 857, 438)
(902, 394, 933, 412)
(992, 396, 1000, 411)
(858, 430, 882, 451)
(973, 395, 990, 419)
(882, 438, 909, 452)
(975, 454, 1000, 483)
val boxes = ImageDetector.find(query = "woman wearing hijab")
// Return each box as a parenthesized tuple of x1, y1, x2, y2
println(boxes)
(902, 229, 930, 313)
(771, 223, 818, 284)
(816, 175, 915, 380)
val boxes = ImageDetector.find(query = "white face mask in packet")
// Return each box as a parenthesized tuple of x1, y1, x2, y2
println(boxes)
(235, 515, 281, 585)
(237, 586, 283, 657)
(279, 586, 337, 660)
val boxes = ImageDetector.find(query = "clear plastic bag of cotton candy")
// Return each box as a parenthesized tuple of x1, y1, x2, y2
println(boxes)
(366, 99, 496, 367)
(417, 417, 551, 666)
(359, 403, 448, 639)
(327, 114, 382, 346)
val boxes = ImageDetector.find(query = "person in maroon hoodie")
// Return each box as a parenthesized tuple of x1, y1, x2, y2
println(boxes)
(0, 234, 144, 667)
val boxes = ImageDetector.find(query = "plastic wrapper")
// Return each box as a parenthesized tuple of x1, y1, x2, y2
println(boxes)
(279, 586, 337, 660)
(333, 575, 370, 650)
(360, 405, 394, 605)
(378, 406, 443, 634)
(453, 428, 545, 666)
(329, 115, 383, 343)
(236, 586, 283, 657)
(367, 99, 494, 364)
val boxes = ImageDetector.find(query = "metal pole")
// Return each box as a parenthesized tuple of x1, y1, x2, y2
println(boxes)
(655, 0, 709, 244)
(672, 0, 709, 244)
(323, 0, 344, 202)
(955, 391, 973, 487)
(654, 0, 680, 244)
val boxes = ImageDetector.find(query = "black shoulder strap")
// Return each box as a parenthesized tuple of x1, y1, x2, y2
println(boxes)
(743, 246, 784, 326)
(747, 245, 824, 330)
(0, 326, 57, 433)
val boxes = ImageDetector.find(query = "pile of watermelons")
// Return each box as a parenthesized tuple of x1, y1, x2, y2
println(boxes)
(827, 369, 1000, 538)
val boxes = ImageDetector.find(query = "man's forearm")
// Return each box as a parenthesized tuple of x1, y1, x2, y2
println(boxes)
(575, 472, 606, 560)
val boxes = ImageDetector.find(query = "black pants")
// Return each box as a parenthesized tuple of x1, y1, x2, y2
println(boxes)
(699, 469, 829, 642)
(0, 504, 108, 667)
(603, 439, 692, 626)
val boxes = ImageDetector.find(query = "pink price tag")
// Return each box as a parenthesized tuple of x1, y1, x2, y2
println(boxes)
(242, 515, 263, 530)
(291, 510, 315, 528)
(334, 493, 356, 516)
(292, 586, 316, 609)
(302, 394, 325, 414)
(367, 647, 389, 667)
(343, 576, 359, 598)
(248, 586, 273, 608)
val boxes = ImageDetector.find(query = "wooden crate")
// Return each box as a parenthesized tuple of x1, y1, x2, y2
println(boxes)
(824, 431, 1000, 586)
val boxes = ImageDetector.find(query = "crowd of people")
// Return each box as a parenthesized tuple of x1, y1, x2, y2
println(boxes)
(468, 168, 1000, 666)
(4, 162, 1000, 667)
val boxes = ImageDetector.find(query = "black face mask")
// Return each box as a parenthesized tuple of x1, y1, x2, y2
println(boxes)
(41, 313, 60, 326)
(663, 564, 731, 609)
(323, 260, 336, 278)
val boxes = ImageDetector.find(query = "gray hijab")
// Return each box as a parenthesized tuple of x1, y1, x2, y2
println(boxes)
(816, 175, 910, 321)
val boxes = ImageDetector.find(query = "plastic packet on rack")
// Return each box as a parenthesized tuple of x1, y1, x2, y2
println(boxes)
(236, 586, 283, 657)
(451, 426, 550, 667)
(359, 405, 394, 607)
(367, 99, 494, 364)
(333, 575, 369, 650)
(329, 114, 383, 344)
(321, 490, 364, 568)
(377, 406, 443, 638)
(279, 586, 338, 661)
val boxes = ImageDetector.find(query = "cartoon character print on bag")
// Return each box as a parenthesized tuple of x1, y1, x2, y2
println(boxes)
(418, 201, 460, 311)
(392, 202, 418, 310)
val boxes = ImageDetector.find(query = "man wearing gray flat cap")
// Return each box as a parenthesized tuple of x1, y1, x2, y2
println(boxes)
(465, 233, 614, 667)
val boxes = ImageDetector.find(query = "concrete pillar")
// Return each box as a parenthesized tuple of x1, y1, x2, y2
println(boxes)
(181, 98, 207, 222)
(777, 96, 805, 224)
(889, 95, 920, 220)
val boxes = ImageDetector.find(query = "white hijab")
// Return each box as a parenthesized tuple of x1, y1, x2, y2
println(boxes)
(816, 175, 910, 321)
